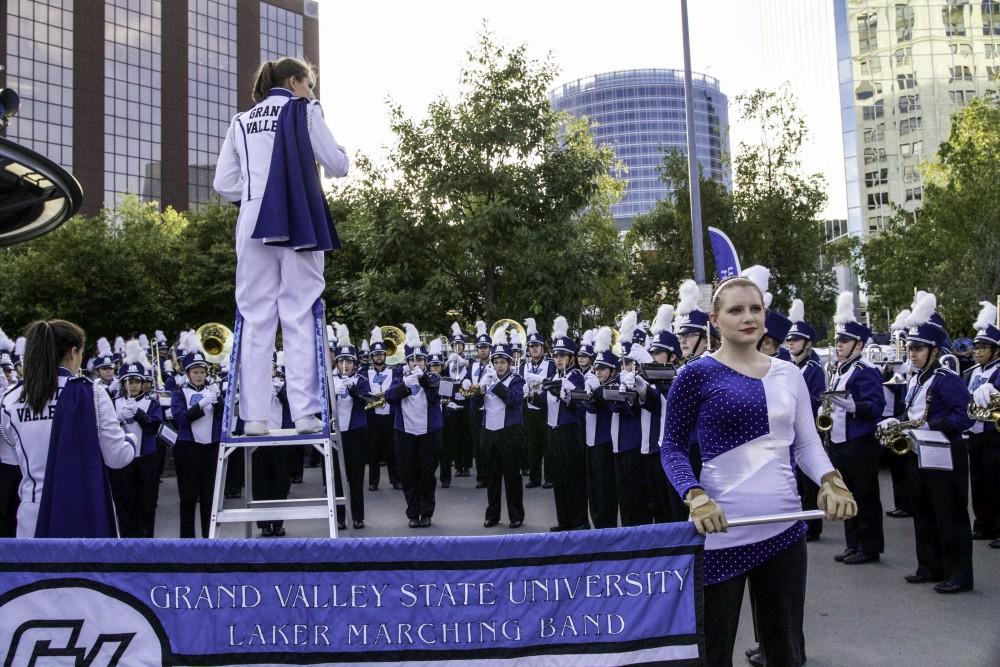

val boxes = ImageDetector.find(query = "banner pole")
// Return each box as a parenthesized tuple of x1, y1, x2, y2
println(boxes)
(726, 510, 826, 527)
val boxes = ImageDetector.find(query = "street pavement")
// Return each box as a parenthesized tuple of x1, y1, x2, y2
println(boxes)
(153, 459, 1000, 666)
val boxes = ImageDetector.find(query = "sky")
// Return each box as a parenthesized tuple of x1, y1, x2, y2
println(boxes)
(318, 0, 846, 218)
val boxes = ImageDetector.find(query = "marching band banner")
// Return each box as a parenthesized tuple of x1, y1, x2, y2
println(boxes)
(0, 523, 704, 666)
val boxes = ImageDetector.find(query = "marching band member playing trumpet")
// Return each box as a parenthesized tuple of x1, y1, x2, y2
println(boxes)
(442, 323, 471, 484)
(365, 326, 400, 491)
(520, 318, 554, 489)
(883, 293, 974, 593)
(661, 277, 857, 667)
(479, 328, 526, 528)
(385, 324, 443, 528)
(331, 324, 370, 530)
(827, 292, 886, 565)
(966, 301, 1000, 547)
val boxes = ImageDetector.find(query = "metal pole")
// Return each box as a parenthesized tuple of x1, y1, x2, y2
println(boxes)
(681, 0, 705, 284)
(727, 510, 826, 527)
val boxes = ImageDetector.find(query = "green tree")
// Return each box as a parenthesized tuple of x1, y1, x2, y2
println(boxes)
(859, 97, 1000, 332)
(172, 202, 238, 329)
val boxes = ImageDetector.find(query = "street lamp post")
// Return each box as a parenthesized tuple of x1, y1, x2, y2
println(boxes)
(681, 0, 705, 284)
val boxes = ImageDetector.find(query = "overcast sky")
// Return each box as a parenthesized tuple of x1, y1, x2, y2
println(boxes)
(318, 0, 845, 217)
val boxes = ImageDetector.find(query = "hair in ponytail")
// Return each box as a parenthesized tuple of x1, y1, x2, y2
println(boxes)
(251, 57, 314, 103)
(21, 320, 85, 414)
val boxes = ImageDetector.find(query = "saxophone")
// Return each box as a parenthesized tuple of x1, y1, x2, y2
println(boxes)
(967, 393, 1000, 432)
(876, 392, 930, 456)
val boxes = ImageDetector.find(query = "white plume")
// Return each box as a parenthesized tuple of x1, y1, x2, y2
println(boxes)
(155, 330, 166, 344)
(429, 338, 443, 356)
(163, 359, 173, 373)
(741, 265, 770, 296)
(628, 343, 653, 364)
(510, 329, 521, 347)
(138, 334, 149, 349)
(676, 279, 701, 316)
(911, 290, 928, 310)
(327, 324, 336, 343)
(651, 305, 674, 335)
(595, 326, 613, 354)
(451, 322, 463, 338)
(619, 310, 638, 340)
(833, 292, 856, 325)
(276, 351, 285, 367)
(493, 323, 509, 346)
(890, 309, 911, 332)
(113, 336, 125, 354)
(552, 316, 569, 339)
(361, 339, 370, 352)
(336, 323, 351, 347)
(123, 339, 146, 366)
(186, 331, 205, 355)
(475, 320, 487, 337)
(370, 326, 383, 344)
(788, 299, 805, 324)
(15, 336, 26, 356)
(97, 337, 112, 356)
(581, 328, 596, 347)
(524, 318, 538, 336)
(906, 292, 937, 328)
(403, 322, 421, 348)
(974, 301, 998, 331)
(0, 328, 12, 352)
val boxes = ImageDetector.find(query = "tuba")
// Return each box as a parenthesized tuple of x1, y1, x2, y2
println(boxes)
(196, 322, 233, 366)
(490, 319, 526, 346)
(380, 325, 406, 366)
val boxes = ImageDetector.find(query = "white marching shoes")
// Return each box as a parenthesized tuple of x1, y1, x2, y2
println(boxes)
(244, 420, 269, 436)
(294, 415, 323, 434)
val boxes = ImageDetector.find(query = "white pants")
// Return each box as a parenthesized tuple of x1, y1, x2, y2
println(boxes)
(16, 501, 38, 538)
(235, 199, 325, 422)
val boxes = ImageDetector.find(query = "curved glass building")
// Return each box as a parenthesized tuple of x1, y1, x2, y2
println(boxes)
(550, 69, 730, 230)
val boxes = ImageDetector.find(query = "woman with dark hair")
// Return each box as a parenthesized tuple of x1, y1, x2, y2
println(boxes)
(0, 320, 137, 538)
(213, 57, 349, 438)
(661, 278, 858, 666)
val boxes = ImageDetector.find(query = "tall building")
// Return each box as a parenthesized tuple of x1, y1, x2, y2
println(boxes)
(550, 69, 730, 230)
(835, 0, 1000, 237)
(0, 0, 321, 216)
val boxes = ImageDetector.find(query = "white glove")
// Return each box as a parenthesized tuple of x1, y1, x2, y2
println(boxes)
(973, 383, 998, 409)
(403, 373, 421, 388)
(461, 378, 472, 390)
(333, 378, 349, 398)
(686, 491, 727, 535)
(116, 403, 137, 422)
(199, 384, 220, 408)
(830, 394, 856, 413)
(634, 374, 648, 397)
(619, 370, 636, 390)
(448, 353, 465, 368)
(342, 375, 358, 388)
(878, 417, 900, 429)
(410, 367, 424, 379)
(817, 471, 858, 521)
(584, 374, 600, 392)
(481, 368, 498, 387)
(561, 378, 576, 393)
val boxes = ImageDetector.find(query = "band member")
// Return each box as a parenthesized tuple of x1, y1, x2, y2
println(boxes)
(479, 329, 526, 528)
(12, 336, 25, 379)
(250, 354, 294, 537)
(785, 298, 826, 541)
(331, 325, 370, 530)
(441, 323, 470, 485)
(825, 291, 886, 564)
(0, 331, 19, 537)
(661, 277, 856, 666)
(213, 57, 349, 437)
(1, 321, 137, 538)
(93, 337, 118, 397)
(530, 316, 588, 532)
(110, 340, 164, 538)
(883, 309, 913, 519)
(618, 311, 637, 359)
(385, 324, 442, 528)
(883, 293, 974, 592)
(576, 329, 596, 374)
(966, 301, 1000, 547)
(521, 318, 553, 489)
(674, 279, 714, 480)
(467, 321, 493, 488)
(171, 347, 224, 538)
(366, 326, 400, 491)
(646, 304, 684, 522)
(583, 327, 618, 529)
(358, 339, 371, 371)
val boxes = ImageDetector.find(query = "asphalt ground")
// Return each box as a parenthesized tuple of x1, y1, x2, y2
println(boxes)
(151, 457, 1000, 666)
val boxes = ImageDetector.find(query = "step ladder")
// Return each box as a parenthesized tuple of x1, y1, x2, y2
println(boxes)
(208, 299, 350, 538)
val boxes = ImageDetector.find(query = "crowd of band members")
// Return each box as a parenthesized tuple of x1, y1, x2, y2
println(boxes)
(1, 282, 998, 599)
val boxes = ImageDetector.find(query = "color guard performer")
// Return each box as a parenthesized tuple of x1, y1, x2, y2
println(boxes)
(966, 300, 1000, 547)
(213, 57, 349, 437)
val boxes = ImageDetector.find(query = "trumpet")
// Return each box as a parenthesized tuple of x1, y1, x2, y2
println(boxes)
(967, 394, 1000, 431)
(876, 399, 930, 456)
(460, 383, 481, 397)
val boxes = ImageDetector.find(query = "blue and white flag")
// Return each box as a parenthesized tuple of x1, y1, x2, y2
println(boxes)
(707, 227, 741, 280)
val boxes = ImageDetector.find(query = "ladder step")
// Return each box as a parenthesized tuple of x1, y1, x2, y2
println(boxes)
(221, 428, 330, 446)
(244, 498, 347, 508)
(214, 507, 334, 523)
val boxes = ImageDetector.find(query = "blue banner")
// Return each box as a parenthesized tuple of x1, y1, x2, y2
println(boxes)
(0, 523, 704, 666)
(707, 227, 741, 280)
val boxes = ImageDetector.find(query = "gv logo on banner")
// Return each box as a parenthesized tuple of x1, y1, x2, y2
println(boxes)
(0, 579, 165, 667)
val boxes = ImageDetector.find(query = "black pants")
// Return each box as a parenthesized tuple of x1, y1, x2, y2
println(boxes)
(289, 445, 306, 482)
(704, 539, 807, 667)
(367, 413, 398, 488)
(523, 407, 548, 485)
(174, 441, 219, 538)
(225, 446, 244, 496)
(468, 407, 486, 483)
(442, 407, 468, 484)
(644, 450, 685, 522)
(588, 442, 618, 529)
(109, 452, 160, 538)
(795, 468, 822, 538)
(251, 445, 291, 529)
(614, 448, 652, 526)
(395, 430, 441, 520)
(340, 428, 367, 522)
(968, 430, 1000, 537)
(548, 421, 589, 529)
(829, 435, 884, 553)
(907, 443, 974, 587)
(882, 447, 912, 514)
(0, 462, 22, 538)
(482, 425, 525, 524)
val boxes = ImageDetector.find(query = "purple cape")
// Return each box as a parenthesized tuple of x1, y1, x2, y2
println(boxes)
(35, 378, 118, 538)
(252, 98, 341, 252)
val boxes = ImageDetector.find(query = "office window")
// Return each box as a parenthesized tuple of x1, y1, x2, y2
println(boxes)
(950, 42, 974, 55)
(867, 191, 890, 209)
(865, 168, 889, 188)
(899, 117, 922, 136)
(987, 43, 999, 58)
(903, 165, 921, 184)
(863, 124, 885, 143)
(905, 187, 923, 202)
(949, 65, 974, 82)
(863, 99, 884, 120)
(988, 65, 1000, 81)
(982, 0, 1000, 35)
(895, 47, 912, 66)
(864, 147, 887, 165)
(858, 13, 878, 52)
(943, 3, 967, 36)
(897, 73, 917, 89)
(260, 1, 304, 61)
(899, 94, 921, 113)
(950, 89, 977, 104)
(896, 4, 915, 42)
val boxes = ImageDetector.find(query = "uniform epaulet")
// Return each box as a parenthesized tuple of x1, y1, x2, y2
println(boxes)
(1, 381, 22, 402)
(933, 366, 959, 378)
(804, 359, 822, 370)
(856, 357, 874, 369)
